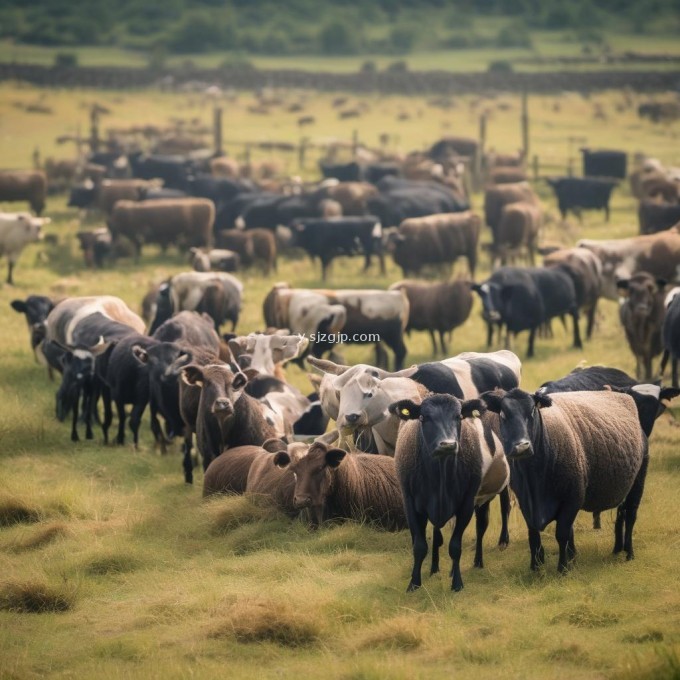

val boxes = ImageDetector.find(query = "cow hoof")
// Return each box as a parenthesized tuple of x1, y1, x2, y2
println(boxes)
(452, 582, 463, 592)
(498, 540, 509, 551)
(406, 582, 420, 593)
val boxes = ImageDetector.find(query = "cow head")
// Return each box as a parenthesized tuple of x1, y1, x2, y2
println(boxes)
(67, 182, 96, 209)
(609, 383, 680, 437)
(472, 281, 503, 323)
(11, 295, 54, 354)
(273, 440, 346, 526)
(481, 388, 552, 459)
(55, 349, 95, 421)
(617, 273, 666, 317)
(389, 394, 485, 459)
(228, 332, 309, 377)
(133, 343, 192, 384)
(181, 363, 248, 423)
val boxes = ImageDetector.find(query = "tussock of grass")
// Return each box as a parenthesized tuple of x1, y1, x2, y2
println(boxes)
(204, 495, 282, 533)
(551, 604, 620, 628)
(83, 550, 143, 576)
(0, 579, 75, 613)
(208, 598, 321, 647)
(355, 616, 423, 651)
(622, 630, 664, 644)
(546, 643, 590, 664)
(7, 522, 69, 551)
(0, 495, 41, 526)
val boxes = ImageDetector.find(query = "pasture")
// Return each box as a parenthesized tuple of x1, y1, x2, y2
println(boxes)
(1, 83, 680, 679)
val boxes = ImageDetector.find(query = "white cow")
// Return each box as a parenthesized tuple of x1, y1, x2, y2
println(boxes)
(0, 212, 49, 284)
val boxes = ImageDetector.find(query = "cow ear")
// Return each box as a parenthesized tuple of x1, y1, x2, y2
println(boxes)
(660, 387, 680, 402)
(533, 392, 553, 409)
(389, 399, 421, 420)
(325, 448, 346, 468)
(480, 390, 505, 413)
(263, 438, 287, 453)
(10, 300, 27, 313)
(242, 367, 259, 381)
(273, 451, 292, 468)
(181, 365, 204, 387)
(227, 338, 245, 357)
(461, 399, 487, 419)
(232, 372, 248, 390)
(307, 372, 322, 390)
(132, 345, 149, 364)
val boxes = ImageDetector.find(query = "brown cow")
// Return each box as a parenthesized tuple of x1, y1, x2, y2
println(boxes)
(214, 228, 277, 274)
(491, 201, 543, 267)
(484, 182, 539, 241)
(0, 170, 47, 215)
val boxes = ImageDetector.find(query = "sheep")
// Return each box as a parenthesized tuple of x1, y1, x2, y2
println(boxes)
(271, 441, 406, 530)
(389, 394, 509, 592)
(388, 279, 473, 355)
(482, 388, 648, 572)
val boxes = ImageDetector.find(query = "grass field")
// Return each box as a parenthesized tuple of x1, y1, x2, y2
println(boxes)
(1, 84, 680, 679)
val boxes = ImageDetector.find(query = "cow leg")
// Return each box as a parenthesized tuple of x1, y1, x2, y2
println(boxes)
(527, 328, 536, 358)
(439, 330, 448, 356)
(498, 487, 511, 549)
(486, 322, 493, 348)
(378, 251, 386, 276)
(673, 358, 679, 388)
(659, 350, 669, 378)
(473, 501, 490, 568)
(7, 260, 14, 285)
(555, 507, 578, 573)
(593, 511, 601, 530)
(84, 383, 95, 441)
(129, 400, 147, 449)
(70, 390, 80, 443)
(183, 429, 195, 484)
(428, 330, 438, 356)
(528, 526, 544, 571)
(149, 401, 167, 453)
(430, 526, 443, 575)
(571, 310, 582, 349)
(605, 204, 610, 222)
(101, 384, 112, 445)
(449, 497, 475, 591)
(405, 500, 428, 592)
(321, 258, 329, 281)
(620, 455, 648, 561)
(391, 336, 407, 371)
(115, 398, 126, 445)
(374, 343, 388, 370)
(644, 354, 653, 382)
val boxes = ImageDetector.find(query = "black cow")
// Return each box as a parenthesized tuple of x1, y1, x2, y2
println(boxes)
(472, 267, 582, 358)
(319, 161, 362, 182)
(581, 149, 627, 180)
(11, 295, 55, 372)
(638, 200, 680, 235)
(214, 191, 274, 231)
(482, 388, 650, 572)
(364, 163, 401, 184)
(390, 394, 508, 592)
(129, 152, 193, 191)
(187, 175, 252, 208)
(660, 291, 680, 386)
(546, 177, 618, 222)
(291, 216, 384, 279)
(67, 182, 97, 209)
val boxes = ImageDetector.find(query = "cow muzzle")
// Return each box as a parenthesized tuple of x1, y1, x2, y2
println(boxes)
(342, 412, 363, 427)
(293, 494, 312, 509)
(212, 398, 233, 414)
(508, 440, 533, 459)
(434, 440, 459, 458)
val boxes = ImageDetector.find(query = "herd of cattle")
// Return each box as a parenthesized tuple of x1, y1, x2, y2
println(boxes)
(4, 131, 680, 591)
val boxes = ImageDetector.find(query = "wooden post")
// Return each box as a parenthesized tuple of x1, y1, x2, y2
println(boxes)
(213, 106, 223, 156)
(89, 106, 100, 153)
(521, 90, 529, 158)
(474, 112, 486, 191)
(532, 154, 539, 181)
(298, 137, 307, 170)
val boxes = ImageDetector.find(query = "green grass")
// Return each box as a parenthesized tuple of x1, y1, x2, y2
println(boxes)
(1, 83, 680, 678)
(1, 30, 680, 72)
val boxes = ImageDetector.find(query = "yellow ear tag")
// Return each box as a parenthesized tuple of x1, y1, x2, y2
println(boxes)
(401, 408, 410, 416)
(472, 410, 480, 418)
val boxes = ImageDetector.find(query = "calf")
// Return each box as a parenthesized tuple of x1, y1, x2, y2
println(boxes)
(482, 388, 648, 572)
(618, 273, 666, 380)
(180, 362, 277, 476)
(273, 442, 406, 530)
(0, 212, 48, 284)
(388, 279, 473, 356)
(390, 395, 509, 592)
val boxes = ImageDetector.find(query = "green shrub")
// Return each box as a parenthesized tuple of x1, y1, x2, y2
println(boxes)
(496, 22, 532, 48)
(319, 19, 360, 55)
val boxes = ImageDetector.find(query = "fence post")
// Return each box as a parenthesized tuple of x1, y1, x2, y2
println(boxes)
(213, 106, 223, 156)
(89, 105, 100, 153)
(521, 90, 529, 158)
(532, 154, 539, 181)
(298, 137, 307, 171)
(474, 112, 486, 191)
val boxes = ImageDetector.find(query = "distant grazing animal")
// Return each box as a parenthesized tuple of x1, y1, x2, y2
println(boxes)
(75, 228, 112, 268)
(660, 288, 680, 385)
(638, 201, 680, 235)
(290, 216, 385, 280)
(484, 182, 538, 240)
(618, 272, 666, 380)
(215, 228, 277, 275)
(263, 284, 409, 370)
(388, 211, 480, 277)
(108, 198, 214, 260)
(0, 170, 47, 215)
(0, 212, 48, 284)
(472, 266, 582, 357)
(390, 395, 509, 592)
(388, 279, 473, 355)
(580, 148, 627, 180)
(540, 247, 602, 340)
(10, 294, 56, 376)
(148, 271, 243, 334)
(546, 177, 618, 222)
(482, 388, 649, 572)
(272, 441, 407, 530)
(577, 229, 680, 300)
(189, 247, 240, 273)
(491, 202, 543, 267)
